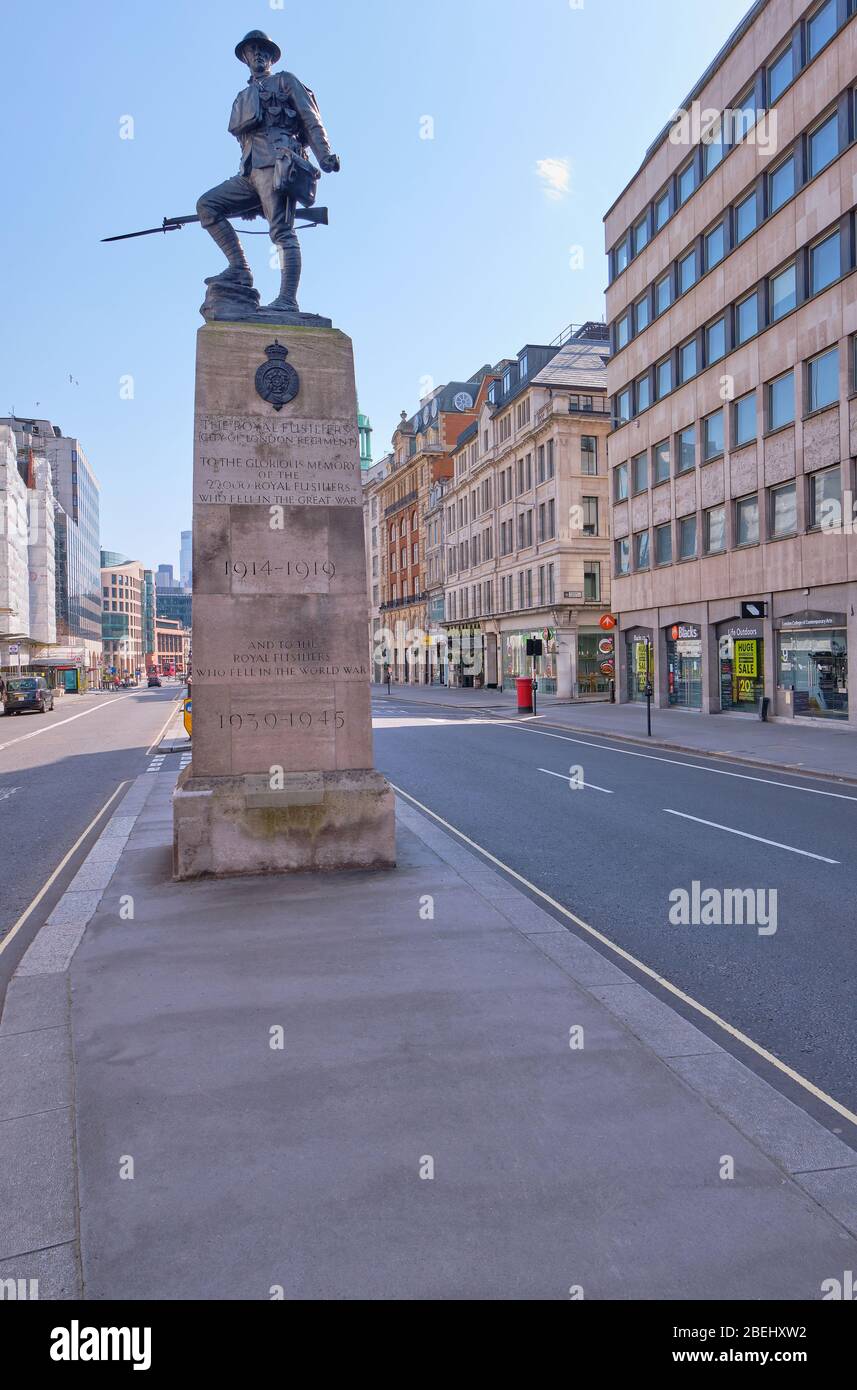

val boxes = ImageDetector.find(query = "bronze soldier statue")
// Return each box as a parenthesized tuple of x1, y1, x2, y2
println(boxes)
(197, 31, 340, 317)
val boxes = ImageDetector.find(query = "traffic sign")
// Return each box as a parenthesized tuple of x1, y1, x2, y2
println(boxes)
(599, 615, 617, 631)
(183, 699, 192, 738)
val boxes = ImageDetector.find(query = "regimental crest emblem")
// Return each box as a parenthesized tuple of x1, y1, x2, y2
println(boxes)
(254, 340, 300, 411)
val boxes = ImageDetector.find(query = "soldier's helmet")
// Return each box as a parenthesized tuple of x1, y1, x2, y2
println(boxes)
(235, 31, 282, 65)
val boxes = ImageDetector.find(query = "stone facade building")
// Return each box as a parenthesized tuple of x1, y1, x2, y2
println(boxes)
(605, 0, 857, 724)
(444, 325, 613, 695)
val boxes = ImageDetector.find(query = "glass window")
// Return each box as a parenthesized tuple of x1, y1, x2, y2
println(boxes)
(736, 495, 759, 546)
(703, 121, 724, 175)
(677, 426, 695, 473)
(808, 347, 839, 411)
(735, 292, 758, 343)
(581, 436, 598, 474)
(656, 273, 673, 315)
(679, 515, 697, 559)
(632, 452, 648, 493)
(679, 249, 697, 293)
(705, 505, 726, 554)
(679, 338, 697, 382)
(655, 523, 672, 565)
(617, 388, 632, 423)
(768, 45, 793, 104)
(614, 462, 629, 501)
(809, 465, 842, 528)
(655, 190, 670, 230)
(615, 538, 630, 575)
(633, 216, 649, 255)
(735, 190, 757, 242)
(705, 222, 725, 269)
(769, 155, 795, 213)
(706, 317, 726, 364)
(703, 409, 724, 460)
(807, 0, 837, 60)
(614, 236, 630, 275)
(768, 370, 795, 429)
(617, 313, 631, 349)
(809, 113, 839, 177)
(770, 263, 796, 321)
(635, 295, 650, 332)
(584, 562, 601, 602)
(770, 481, 797, 537)
(678, 160, 697, 205)
(810, 230, 840, 294)
(653, 440, 671, 484)
(634, 530, 650, 570)
(732, 90, 758, 143)
(636, 374, 651, 412)
(733, 391, 757, 446)
(657, 357, 673, 398)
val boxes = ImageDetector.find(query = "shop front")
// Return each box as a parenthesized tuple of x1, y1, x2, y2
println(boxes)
(625, 628, 653, 703)
(449, 624, 484, 688)
(776, 611, 848, 720)
(718, 621, 765, 713)
(665, 623, 703, 709)
(578, 630, 613, 696)
(502, 628, 557, 693)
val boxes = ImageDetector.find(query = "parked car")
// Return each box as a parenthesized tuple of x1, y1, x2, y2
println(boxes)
(147, 675, 162, 688)
(4, 676, 55, 715)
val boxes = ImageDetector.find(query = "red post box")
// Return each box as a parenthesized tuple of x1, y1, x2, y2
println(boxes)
(516, 676, 533, 714)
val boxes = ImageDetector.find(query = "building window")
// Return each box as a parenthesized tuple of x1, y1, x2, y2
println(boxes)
(677, 426, 695, 474)
(655, 189, 670, 230)
(655, 523, 672, 566)
(614, 462, 629, 501)
(808, 464, 842, 528)
(770, 263, 796, 321)
(704, 222, 725, 269)
(770, 481, 797, 537)
(736, 494, 760, 546)
(810, 230, 840, 294)
(633, 215, 649, 255)
(706, 317, 726, 364)
(705, 505, 726, 554)
(767, 45, 793, 104)
(678, 515, 697, 560)
(581, 436, 597, 474)
(653, 440, 670, 484)
(679, 338, 697, 383)
(732, 89, 758, 143)
(809, 112, 839, 178)
(584, 562, 601, 602)
(636, 374, 651, 412)
(703, 121, 724, 175)
(807, 346, 839, 412)
(702, 409, 724, 460)
(768, 370, 795, 430)
(807, 0, 837, 60)
(634, 530, 650, 571)
(655, 273, 672, 315)
(656, 356, 673, 398)
(632, 453, 648, 494)
(733, 391, 757, 447)
(679, 249, 697, 294)
(614, 235, 630, 276)
(635, 294, 650, 333)
(546, 440, 555, 479)
(615, 538, 630, 575)
(678, 159, 697, 205)
(583, 497, 599, 536)
(735, 291, 758, 344)
(768, 154, 795, 214)
(735, 190, 757, 242)
(617, 313, 631, 349)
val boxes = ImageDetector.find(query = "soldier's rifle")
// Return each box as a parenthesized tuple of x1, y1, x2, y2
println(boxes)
(101, 207, 328, 243)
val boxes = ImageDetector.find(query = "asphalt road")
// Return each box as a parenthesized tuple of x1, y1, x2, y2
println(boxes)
(371, 694, 857, 1129)
(0, 684, 182, 992)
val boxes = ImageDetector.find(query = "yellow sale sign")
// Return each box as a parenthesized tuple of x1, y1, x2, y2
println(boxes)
(735, 640, 758, 678)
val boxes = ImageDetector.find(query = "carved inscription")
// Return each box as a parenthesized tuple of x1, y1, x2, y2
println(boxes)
(194, 415, 361, 507)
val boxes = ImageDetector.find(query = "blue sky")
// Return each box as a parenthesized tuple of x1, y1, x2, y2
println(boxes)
(0, 0, 750, 572)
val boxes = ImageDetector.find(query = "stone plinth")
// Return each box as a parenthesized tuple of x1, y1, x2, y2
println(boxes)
(174, 320, 395, 879)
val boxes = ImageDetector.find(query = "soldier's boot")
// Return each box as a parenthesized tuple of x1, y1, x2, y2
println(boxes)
(202, 217, 253, 286)
(267, 235, 301, 312)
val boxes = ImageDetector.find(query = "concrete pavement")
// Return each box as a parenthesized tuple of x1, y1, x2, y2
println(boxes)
(1, 756, 856, 1299)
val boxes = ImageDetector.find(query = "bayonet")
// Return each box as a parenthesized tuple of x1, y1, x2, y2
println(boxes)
(102, 207, 328, 242)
